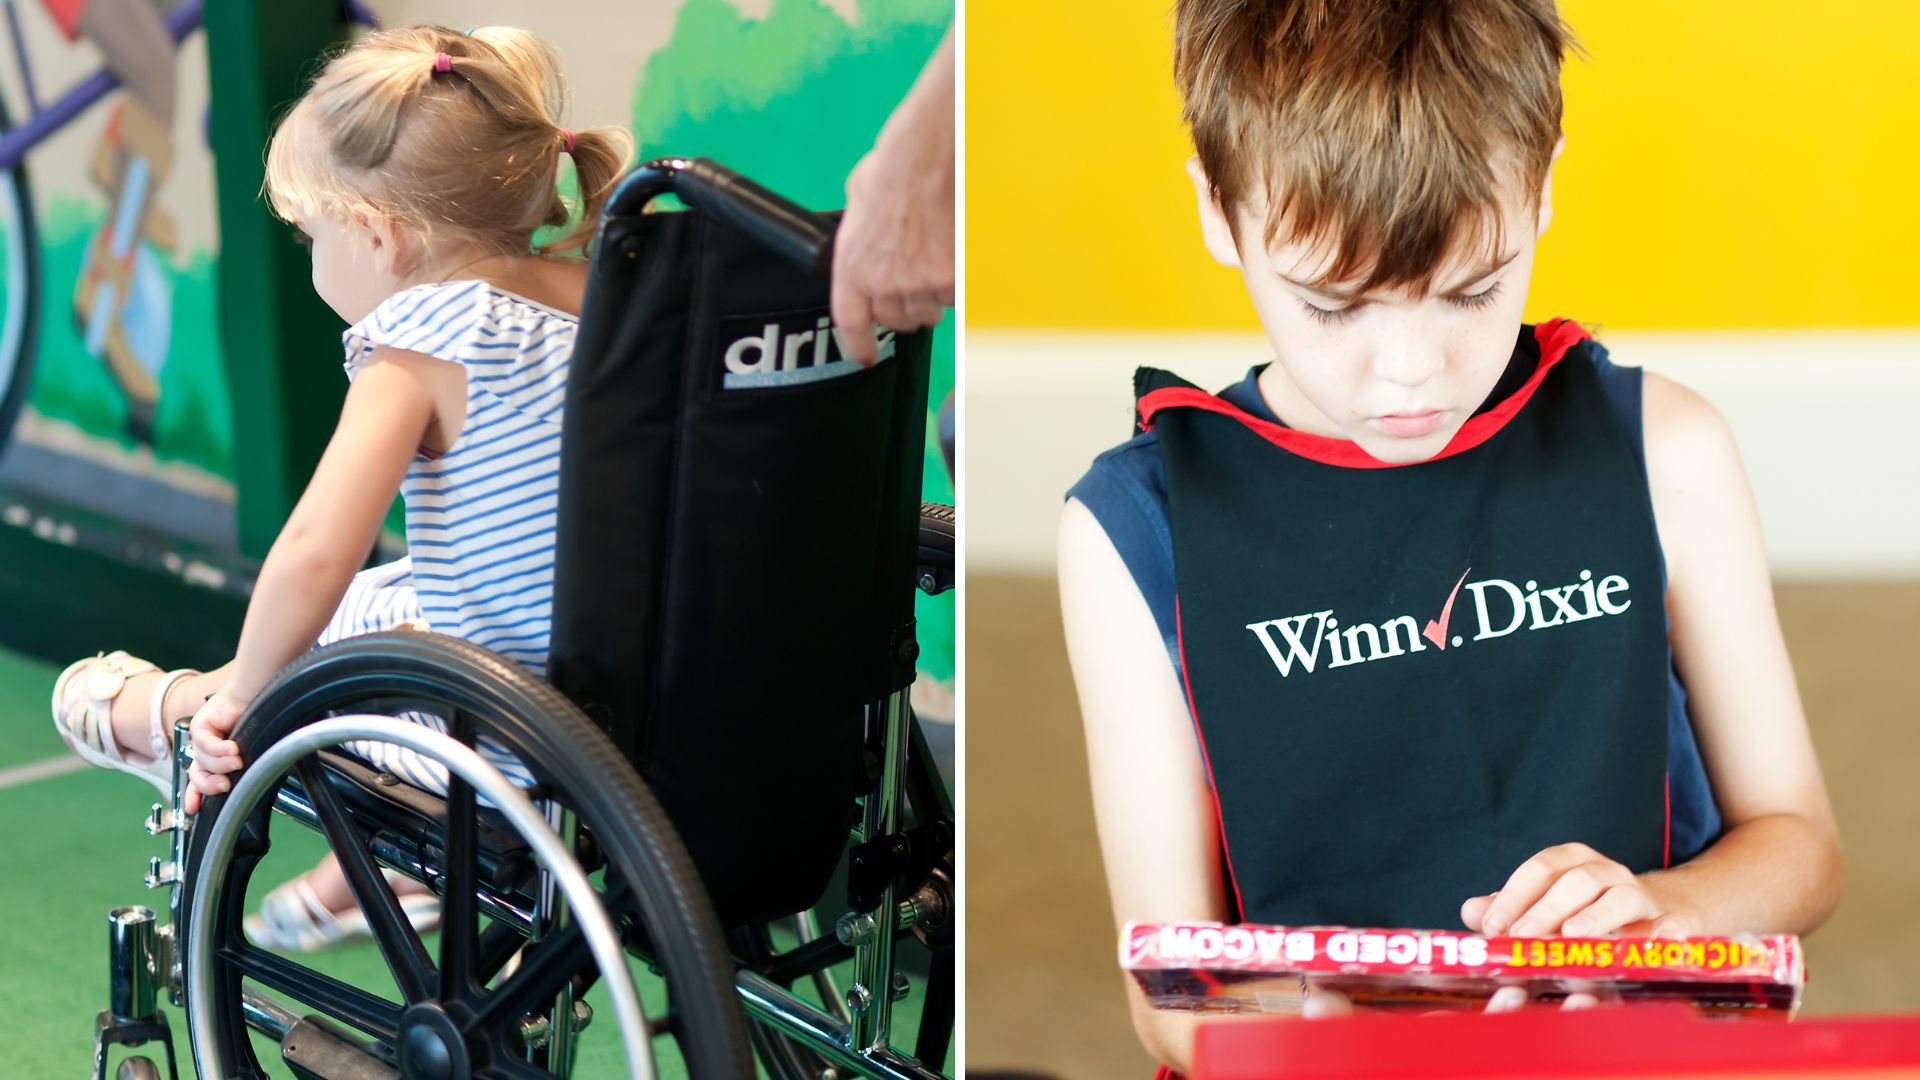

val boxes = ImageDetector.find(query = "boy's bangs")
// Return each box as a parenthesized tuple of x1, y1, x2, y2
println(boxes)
(1258, 143, 1514, 298)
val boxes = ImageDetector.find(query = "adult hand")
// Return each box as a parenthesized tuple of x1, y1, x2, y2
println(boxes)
(831, 29, 954, 365)
(184, 688, 248, 814)
(1462, 843, 1699, 939)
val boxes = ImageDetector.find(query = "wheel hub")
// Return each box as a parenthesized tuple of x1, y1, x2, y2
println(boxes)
(398, 1003, 470, 1080)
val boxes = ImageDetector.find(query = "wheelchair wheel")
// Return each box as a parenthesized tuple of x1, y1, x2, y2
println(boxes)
(179, 632, 754, 1078)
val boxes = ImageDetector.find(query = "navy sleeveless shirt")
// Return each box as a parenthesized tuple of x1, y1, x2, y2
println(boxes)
(1068, 323, 1722, 919)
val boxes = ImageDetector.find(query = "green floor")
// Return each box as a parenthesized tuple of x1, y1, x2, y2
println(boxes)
(0, 647, 947, 1078)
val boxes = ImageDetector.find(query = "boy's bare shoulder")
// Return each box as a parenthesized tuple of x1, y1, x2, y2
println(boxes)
(1640, 371, 1742, 491)
(1637, 372, 1754, 575)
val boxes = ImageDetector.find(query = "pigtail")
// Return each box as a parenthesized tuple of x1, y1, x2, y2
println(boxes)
(542, 126, 635, 257)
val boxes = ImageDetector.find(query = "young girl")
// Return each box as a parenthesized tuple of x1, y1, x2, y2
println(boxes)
(1059, 2, 1843, 1073)
(49, 24, 632, 949)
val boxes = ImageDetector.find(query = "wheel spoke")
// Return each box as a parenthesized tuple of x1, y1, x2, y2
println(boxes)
(221, 944, 403, 1042)
(470, 922, 590, 1032)
(440, 769, 480, 1002)
(477, 917, 529, 986)
(295, 757, 436, 1002)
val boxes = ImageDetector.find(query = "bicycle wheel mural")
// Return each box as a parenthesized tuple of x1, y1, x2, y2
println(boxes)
(0, 0, 953, 682)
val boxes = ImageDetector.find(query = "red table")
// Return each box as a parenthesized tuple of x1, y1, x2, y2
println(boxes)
(1192, 1006, 1920, 1079)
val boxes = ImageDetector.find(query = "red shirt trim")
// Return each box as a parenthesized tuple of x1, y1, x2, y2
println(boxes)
(1137, 319, 1592, 469)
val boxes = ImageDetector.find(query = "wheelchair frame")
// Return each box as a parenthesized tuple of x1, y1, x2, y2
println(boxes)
(89, 160, 955, 1080)
(101, 563, 951, 1079)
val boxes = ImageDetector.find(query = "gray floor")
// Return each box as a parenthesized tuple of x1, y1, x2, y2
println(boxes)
(966, 575, 1920, 1079)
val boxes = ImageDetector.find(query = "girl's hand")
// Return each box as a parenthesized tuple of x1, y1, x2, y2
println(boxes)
(1461, 843, 1698, 939)
(184, 689, 249, 815)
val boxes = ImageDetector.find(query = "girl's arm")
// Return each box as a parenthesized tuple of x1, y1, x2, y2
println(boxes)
(220, 347, 443, 702)
(1058, 497, 1230, 1075)
(184, 347, 453, 811)
(1466, 373, 1843, 938)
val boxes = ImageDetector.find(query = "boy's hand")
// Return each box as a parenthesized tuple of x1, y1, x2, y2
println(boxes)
(1304, 986, 1600, 1017)
(184, 688, 249, 815)
(1461, 843, 1698, 938)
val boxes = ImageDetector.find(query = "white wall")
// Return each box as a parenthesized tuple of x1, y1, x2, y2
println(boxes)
(966, 330, 1920, 581)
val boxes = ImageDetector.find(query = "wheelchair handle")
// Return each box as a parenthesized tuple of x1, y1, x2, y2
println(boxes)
(605, 157, 836, 276)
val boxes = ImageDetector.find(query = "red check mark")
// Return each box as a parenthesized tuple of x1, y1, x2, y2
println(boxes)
(1423, 567, 1471, 650)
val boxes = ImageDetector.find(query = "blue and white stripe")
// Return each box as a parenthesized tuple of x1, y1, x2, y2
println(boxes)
(320, 280, 579, 794)
(319, 559, 538, 795)
(342, 280, 575, 679)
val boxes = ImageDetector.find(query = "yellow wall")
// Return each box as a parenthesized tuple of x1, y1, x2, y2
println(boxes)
(967, 2, 1920, 329)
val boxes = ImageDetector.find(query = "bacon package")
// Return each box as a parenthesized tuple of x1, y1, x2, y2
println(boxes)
(1122, 922, 1803, 1018)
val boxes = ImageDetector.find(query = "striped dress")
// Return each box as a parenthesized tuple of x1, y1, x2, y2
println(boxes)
(319, 279, 576, 793)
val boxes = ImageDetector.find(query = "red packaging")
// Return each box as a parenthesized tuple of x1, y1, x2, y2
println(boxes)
(1122, 922, 1803, 1018)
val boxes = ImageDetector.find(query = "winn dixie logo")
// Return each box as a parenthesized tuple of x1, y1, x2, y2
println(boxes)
(1245, 566, 1632, 679)
(719, 311, 895, 390)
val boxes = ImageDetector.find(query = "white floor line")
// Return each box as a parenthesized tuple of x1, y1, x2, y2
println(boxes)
(0, 754, 89, 790)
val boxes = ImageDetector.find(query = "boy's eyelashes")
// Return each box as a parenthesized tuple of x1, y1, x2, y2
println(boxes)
(1294, 281, 1505, 326)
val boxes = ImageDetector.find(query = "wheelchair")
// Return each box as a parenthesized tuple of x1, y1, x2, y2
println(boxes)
(90, 158, 955, 1080)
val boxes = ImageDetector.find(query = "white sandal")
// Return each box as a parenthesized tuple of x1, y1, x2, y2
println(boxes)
(243, 871, 442, 953)
(50, 651, 199, 797)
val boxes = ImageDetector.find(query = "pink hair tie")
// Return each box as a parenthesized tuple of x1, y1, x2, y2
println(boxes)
(560, 129, 577, 154)
(433, 52, 453, 74)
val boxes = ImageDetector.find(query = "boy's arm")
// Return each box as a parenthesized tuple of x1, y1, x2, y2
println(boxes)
(1059, 497, 1229, 1075)
(1635, 372, 1843, 932)
(1468, 373, 1843, 938)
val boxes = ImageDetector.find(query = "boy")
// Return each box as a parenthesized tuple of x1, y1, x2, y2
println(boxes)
(1056, 1, 1843, 1072)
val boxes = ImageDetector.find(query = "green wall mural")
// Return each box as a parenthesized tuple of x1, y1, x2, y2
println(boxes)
(29, 197, 232, 475)
(0, 0, 954, 687)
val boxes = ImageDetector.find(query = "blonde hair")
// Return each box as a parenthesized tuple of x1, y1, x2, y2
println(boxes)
(264, 24, 634, 265)
(1174, 0, 1575, 294)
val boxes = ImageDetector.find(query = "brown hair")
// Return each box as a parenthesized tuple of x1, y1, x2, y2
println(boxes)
(264, 25, 634, 266)
(1174, 0, 1575, 293)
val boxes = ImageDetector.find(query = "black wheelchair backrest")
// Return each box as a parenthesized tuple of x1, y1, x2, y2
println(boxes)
(548, 159, 932, 927)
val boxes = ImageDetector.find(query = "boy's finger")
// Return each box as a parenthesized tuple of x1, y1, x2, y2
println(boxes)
(1481, 855, 1576, 934)
(1484, 986, 1529, 1013)
(1648, 912, 1696, 939)
(1459, 893, 1496, 932)
(1562, 884, 1659, 937)
(1510, 868, 1614, 936)
(1561, 992, 1600, 1011)
(1302, 990, 1353, 1019)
